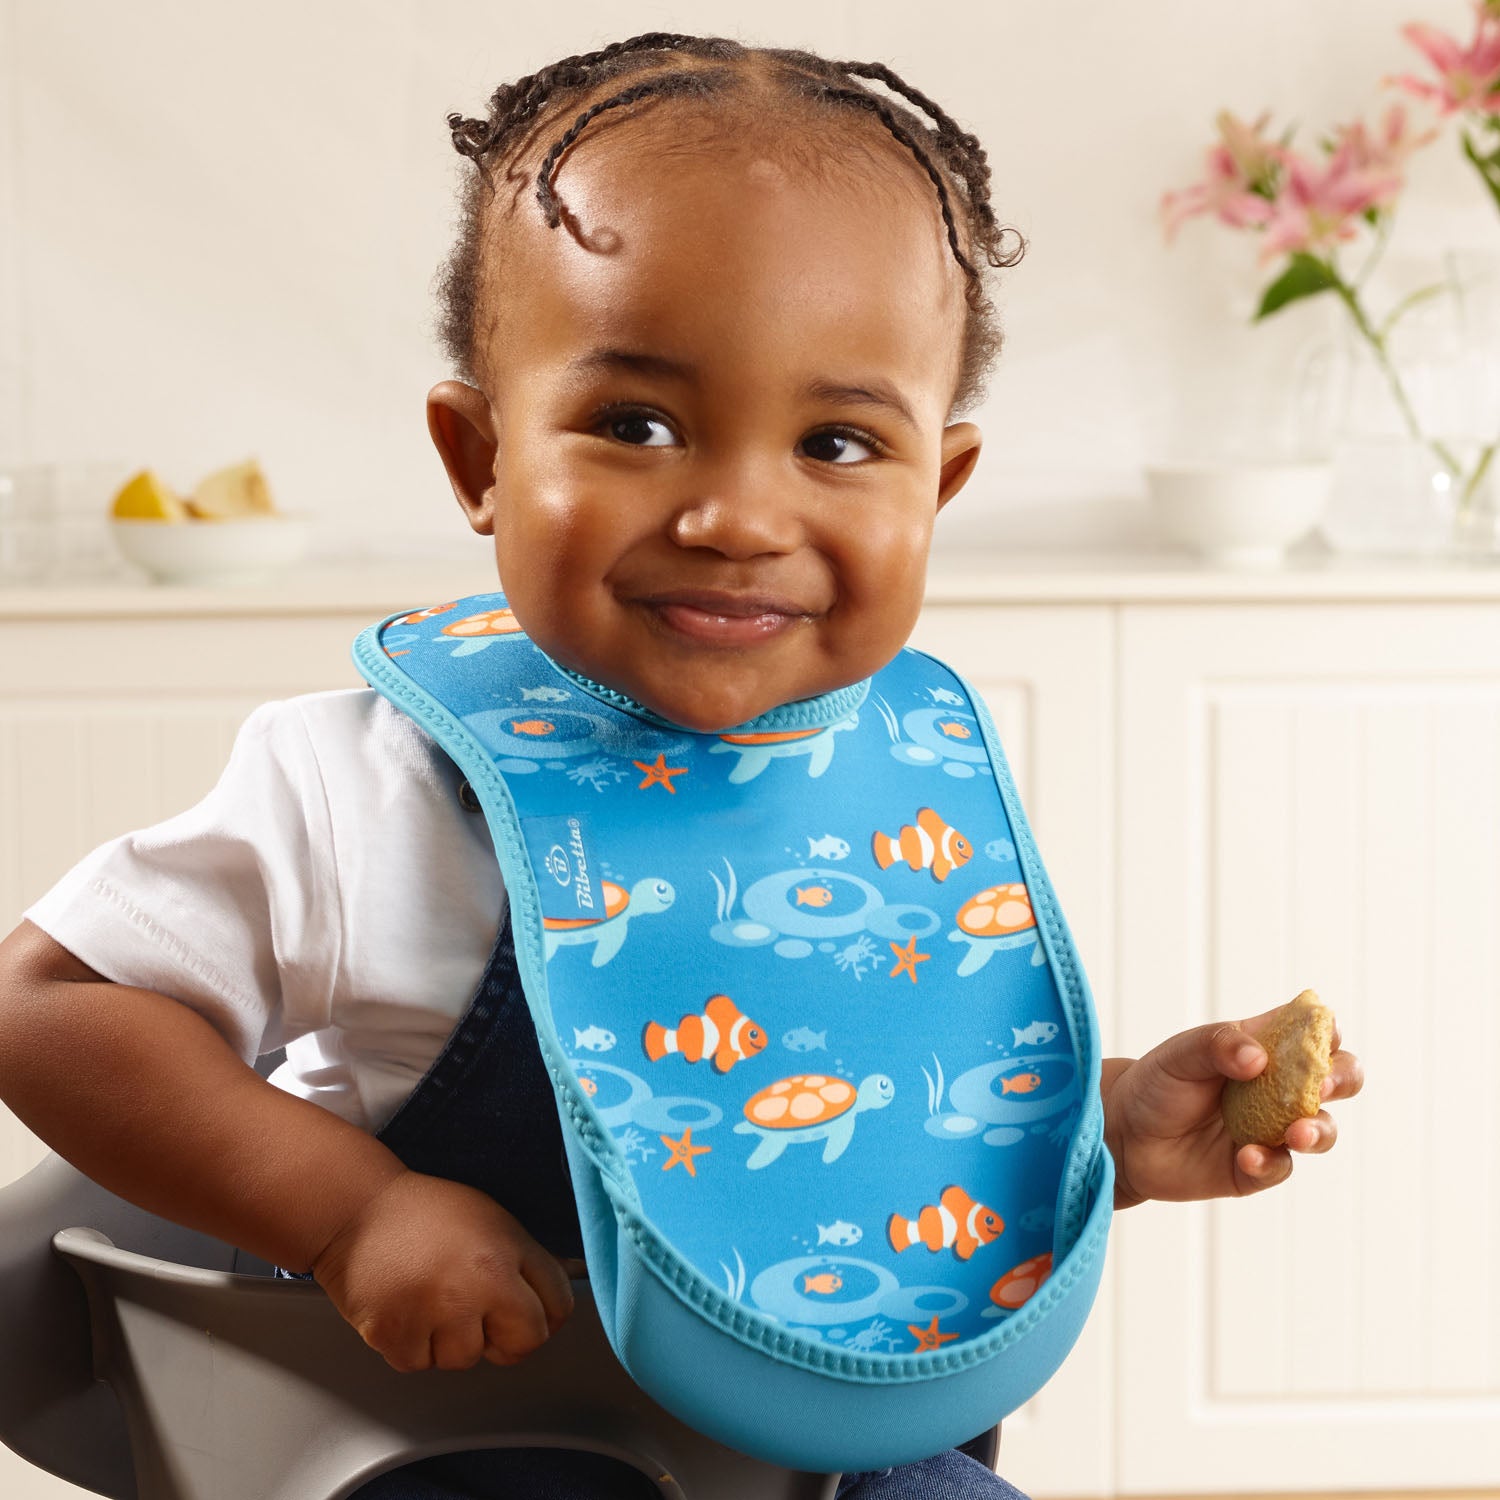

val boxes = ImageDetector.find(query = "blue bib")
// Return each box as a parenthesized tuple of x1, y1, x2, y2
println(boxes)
(353, 593, 1112, 1472)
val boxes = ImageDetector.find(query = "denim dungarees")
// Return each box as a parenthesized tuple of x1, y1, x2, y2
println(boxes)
(320, 782, 1020, 1500)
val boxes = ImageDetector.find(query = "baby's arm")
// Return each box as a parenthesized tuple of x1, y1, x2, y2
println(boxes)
(1100, 1003, 1363, 1208)
(0, 920, 576, 1372)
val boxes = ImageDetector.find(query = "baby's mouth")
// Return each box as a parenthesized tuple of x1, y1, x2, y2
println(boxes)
(636, 589, 814, 648)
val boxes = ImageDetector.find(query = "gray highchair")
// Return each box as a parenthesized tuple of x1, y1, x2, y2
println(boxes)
(0, 1148, 1000, 1500)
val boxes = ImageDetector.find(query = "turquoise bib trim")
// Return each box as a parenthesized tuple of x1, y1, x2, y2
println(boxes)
(547, 656, 871, 735)
(353, 593, 1112, 1470)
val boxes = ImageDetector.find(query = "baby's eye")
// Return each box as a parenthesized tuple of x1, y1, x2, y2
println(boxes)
(599, 408, 678, 447)
(801, 428, 882, 465)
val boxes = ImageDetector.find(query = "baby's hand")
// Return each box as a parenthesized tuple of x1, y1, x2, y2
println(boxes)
(1104, 1003, 1364, 1209)
(309, 1170, 580, 1372)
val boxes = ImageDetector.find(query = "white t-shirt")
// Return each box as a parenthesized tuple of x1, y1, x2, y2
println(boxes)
(22, 689, 507, 1133)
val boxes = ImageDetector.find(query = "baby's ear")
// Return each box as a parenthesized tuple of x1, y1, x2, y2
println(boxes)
(427, 381, 500, 534)
(936, 422, 982, 513)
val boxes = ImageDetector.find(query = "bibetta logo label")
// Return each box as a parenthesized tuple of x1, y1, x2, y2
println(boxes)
(524, 815, 602, 922)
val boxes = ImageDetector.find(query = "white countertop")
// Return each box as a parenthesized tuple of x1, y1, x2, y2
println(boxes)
(4, 548, 1500, 616)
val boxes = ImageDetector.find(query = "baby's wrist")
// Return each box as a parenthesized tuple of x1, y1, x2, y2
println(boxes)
(1099, 1057, 1143, 1210)
(303, 1159, 412, 1278)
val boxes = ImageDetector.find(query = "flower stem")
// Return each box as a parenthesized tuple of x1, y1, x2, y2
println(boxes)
(1460, 437, 1498, 516)
(1329, 271, 1465, 481)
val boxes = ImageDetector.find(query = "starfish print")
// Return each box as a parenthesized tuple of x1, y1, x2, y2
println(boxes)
(888, 934, 931, 983)
(634, 752, 689, 793)
(908, 1315, 958, 1352)
(660, 1126, 711, 1176)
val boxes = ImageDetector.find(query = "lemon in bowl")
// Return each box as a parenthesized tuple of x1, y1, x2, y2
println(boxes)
(109, 462, 311, 584)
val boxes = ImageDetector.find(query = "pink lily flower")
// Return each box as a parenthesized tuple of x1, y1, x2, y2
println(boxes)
(1160, 110, 1278, 240)
(1256, 130, 1406, 263)
(1388, 1, 1500, 114)
(1338, 102, 1440, 174)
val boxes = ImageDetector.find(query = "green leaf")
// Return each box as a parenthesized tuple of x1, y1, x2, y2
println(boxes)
(1255, 252, 1339, 320)
(1461, 131, 1500, 215)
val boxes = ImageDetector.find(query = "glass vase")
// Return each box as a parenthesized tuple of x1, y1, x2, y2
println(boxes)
(1319, 250, 1500, 560)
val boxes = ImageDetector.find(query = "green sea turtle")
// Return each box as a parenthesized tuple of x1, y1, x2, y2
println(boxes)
(734, 1072, 894, 1169)
(543, 876, 675, 966)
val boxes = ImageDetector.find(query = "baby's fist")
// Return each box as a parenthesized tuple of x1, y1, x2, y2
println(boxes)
(310, 1170, 577, 1372)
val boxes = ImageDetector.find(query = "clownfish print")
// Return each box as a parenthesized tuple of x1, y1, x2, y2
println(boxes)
(887, 1185, 1005, 1260)
(871, 808, 974, 883)
(509, 719, 556, 736)
(643, 994, 768, 1074)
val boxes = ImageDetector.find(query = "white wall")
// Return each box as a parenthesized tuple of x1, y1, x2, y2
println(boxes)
(0, 0, 1489, 558)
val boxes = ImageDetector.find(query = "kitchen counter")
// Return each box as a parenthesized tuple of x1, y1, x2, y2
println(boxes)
(5, 547, 1500, 616)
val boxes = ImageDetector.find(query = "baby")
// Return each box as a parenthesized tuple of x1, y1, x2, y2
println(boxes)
(0, 33, 1363, 1500)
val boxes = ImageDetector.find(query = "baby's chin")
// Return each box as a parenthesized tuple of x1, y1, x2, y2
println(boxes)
(629, 683, 785, 735)
(628, 669, 859, 734)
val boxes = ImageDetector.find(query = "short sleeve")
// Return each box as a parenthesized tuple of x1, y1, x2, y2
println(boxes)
(22, 699, 340, 1062)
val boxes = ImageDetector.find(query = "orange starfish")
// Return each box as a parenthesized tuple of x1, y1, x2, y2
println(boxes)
(660, 1126, 711, 1176)
(908, 1315, 958, 1352)
(888, 934, 931, 983)
(634, 752, 689, 793)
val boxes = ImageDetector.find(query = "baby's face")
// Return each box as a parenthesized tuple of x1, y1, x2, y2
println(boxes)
(429, 113, 982, 732)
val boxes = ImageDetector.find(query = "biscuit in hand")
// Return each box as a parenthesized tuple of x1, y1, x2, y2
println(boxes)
(1220, 990, 1334, 1148)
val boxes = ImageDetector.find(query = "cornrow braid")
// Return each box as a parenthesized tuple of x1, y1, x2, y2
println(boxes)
(535, 70, 735, 229)
(445, 34, 741, 171)
(807, 82, 978, 287)
(831, 58, 1012, 271)
(434, 34, 1024, 415)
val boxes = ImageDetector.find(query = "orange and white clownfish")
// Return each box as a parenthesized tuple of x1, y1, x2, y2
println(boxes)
(887, 1184, 1005, 1260)
(643, 994, 768, 1074)
(871, 808, 974, 883)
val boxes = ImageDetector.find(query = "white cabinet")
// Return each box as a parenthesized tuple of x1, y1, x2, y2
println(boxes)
(1113, 603, 1500, 1496)
(2, 560, 1498, 1498)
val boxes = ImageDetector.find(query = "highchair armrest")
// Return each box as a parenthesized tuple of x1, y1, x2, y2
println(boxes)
(51, 1226, 844, 1500)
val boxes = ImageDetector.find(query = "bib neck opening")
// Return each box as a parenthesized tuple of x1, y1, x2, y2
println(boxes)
(542, 657, 871, 736)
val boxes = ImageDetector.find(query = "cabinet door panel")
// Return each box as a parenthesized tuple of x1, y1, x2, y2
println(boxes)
(1116, 603, 1500, 1494)
(0, 612, 372, 933)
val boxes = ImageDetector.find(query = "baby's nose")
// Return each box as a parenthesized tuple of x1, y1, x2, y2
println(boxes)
(667, 470, 803, 558)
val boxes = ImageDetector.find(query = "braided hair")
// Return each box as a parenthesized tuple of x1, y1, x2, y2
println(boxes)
(435, 34, 1024, 417)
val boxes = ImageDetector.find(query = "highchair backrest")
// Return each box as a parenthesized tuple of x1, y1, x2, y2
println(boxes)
(0, 1147, 996, 1500)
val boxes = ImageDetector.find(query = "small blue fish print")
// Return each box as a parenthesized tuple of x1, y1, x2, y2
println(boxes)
(522, 686, 571, 702)
(985, 838, 1017, 863)
(929, 687, 964, 706)
(572, 1025, 617, 1052)
(1012, 1021, 1059, 1047)
(807, 834, 850, 861)
(817, 1220, 863, 1247)
(1018, 1206, 1052, 1233)
(783, 1026, 828, 1053)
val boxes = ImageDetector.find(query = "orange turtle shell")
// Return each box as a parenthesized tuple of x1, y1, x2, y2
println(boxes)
(955, 884, 1037, 939)
(442, 608, 523, 638)
(718, 727, 824, 745)
(742, 1074, 858, 1130)
(989, 1252, 1053, 1311)
(541, 879, 629, 932)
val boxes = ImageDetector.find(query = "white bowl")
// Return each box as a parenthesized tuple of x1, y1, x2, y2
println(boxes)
(110, 514, 312, 584)
(1145, 462, 1332, 567)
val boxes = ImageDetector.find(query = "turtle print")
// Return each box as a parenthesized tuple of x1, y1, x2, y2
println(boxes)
(542, 877, 675, 966)
(735, 1072, 895, 1169)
